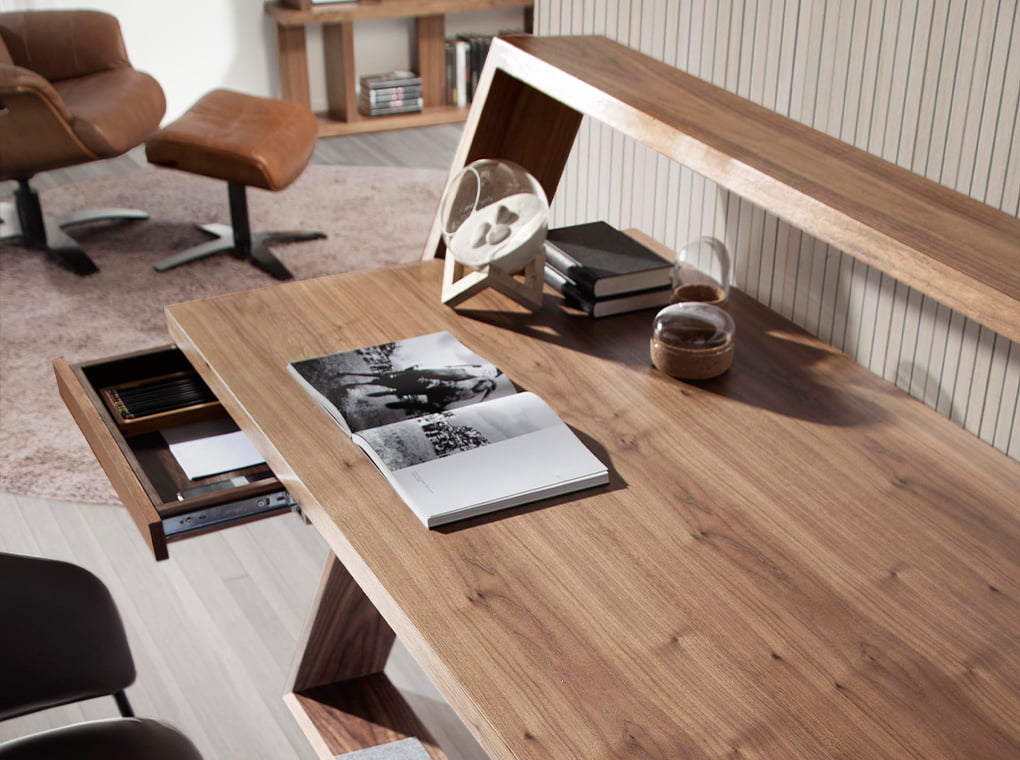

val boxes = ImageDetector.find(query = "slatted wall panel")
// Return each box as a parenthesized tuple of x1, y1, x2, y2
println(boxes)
(535, 0, 1020, 460)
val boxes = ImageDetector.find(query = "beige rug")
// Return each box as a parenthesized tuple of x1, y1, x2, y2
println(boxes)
(0, 165, 446, 504)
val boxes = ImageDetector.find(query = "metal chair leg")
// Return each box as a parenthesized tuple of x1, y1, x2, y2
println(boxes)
(113, 689, 134, 718)
(1, 179, 149, 276)
(153, 181, 325, 281)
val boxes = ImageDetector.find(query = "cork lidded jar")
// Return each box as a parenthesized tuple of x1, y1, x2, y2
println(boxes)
(650, 302, 735, 379)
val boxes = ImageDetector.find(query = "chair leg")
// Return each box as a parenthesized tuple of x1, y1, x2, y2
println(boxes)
(248, 230, 326, 281)
(1, 179, 149, 276)
(153, 224, 234, 271)
(113, 689, 134, 718)
(153, 181, 325, 281)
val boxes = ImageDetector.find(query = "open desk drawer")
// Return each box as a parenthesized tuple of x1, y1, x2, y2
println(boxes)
(54, 346, 295, 561)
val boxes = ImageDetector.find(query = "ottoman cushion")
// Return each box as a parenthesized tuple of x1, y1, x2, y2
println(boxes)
(145, 88, 319, 191)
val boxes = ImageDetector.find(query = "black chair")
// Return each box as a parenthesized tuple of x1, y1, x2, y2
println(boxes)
(0, 552, 203, 760)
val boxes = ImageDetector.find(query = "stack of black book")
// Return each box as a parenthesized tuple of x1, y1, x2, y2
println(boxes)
(543, 222, 674, 317)
(358, 70, 423, 117)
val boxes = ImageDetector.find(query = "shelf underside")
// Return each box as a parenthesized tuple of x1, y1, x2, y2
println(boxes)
(315, 106, 468, 137)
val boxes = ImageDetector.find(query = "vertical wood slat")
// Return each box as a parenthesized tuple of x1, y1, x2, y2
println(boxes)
(536, 0, 1020, 460)
(276, 24, 312, 106)
(415, 15, 446, 109)
(324, 22, 358, 122)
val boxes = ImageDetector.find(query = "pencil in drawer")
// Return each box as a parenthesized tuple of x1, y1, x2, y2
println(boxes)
(100, 371, 221, 434)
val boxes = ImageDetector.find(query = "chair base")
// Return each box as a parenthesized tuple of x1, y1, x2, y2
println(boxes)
(154, 223, 325, 281)
(153, 181, 325, 281)
(0, 179, 148, 276)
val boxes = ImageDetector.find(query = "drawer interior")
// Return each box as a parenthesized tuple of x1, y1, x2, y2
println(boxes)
(69, 347, 294, 548)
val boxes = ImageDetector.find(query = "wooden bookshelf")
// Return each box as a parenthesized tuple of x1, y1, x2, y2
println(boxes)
(264, 0, 533, 137)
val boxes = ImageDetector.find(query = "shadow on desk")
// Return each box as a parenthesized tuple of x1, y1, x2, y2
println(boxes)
(457, 290, 890, 428)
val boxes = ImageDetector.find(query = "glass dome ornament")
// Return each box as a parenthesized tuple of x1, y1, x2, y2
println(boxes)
(670, 236, 731, 308)
(650, 301, 736, 379)
(439, 159, 549, 310)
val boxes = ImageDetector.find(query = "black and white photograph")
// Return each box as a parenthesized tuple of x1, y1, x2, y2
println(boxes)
(289, 332, 608, 528)
(356, 392, 562, 471)
(289, 332, 517, 433)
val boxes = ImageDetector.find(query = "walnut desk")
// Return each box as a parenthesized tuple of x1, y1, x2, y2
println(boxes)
(161, 259, 1020, 760)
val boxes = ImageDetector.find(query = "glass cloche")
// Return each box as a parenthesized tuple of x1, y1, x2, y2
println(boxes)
(439, 159, 549, 272)
(650, 301, 736, 379)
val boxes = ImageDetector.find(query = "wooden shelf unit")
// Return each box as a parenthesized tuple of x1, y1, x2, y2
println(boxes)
(423, 35, 1020, 345)
(264, 0, 534, 137)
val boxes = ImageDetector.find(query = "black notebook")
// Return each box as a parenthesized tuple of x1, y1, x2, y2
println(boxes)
(544, 221, 672, 297)
(288, 332, 608, 528)
(544, 266, 672, 317)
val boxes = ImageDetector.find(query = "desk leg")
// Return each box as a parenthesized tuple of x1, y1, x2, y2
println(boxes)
(285, 553, 448, 759)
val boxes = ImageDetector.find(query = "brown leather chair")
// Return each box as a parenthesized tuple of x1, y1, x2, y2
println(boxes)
(0, 10, 166, 275)
(0, 552, 204, 760)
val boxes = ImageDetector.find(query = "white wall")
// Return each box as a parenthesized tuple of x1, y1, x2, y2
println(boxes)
(5, 0, 526, 121)
(537, 0, 1020, 461)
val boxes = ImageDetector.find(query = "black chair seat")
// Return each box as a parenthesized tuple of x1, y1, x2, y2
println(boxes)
(0, 718, 203, 760)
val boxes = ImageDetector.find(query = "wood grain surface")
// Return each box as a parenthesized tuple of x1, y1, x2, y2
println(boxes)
(166, 259, 1020, 759)
(290, 553, 396, 691)
(423, 35, 1020, 344)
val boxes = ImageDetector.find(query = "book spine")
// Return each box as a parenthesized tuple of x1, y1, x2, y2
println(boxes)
(544, 242, 599, 294)
(445, 41, 454, 105)
(454, 41, 469, 107)
(358, 100, 424, 117)
(362, 87, 423, 103)
(361, 76, 423, 90)
(543, 265, 596, 315)
(359, 97, 422, 109)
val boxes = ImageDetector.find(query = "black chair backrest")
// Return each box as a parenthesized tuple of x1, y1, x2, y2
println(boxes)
(0, 552, 136, 720)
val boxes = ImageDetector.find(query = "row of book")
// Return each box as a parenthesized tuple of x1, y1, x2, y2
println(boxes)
(358, 30, 523, 118)
(543, 221, 674, 317)
(358, 70, 423, 117)
(444, 33, 495, 107)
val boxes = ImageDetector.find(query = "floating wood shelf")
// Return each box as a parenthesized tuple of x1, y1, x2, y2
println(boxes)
(424, 35, 1020, 344)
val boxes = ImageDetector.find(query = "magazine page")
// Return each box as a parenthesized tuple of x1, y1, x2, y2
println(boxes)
(289, 332, 518, 434)
(353, 392, 608, 526)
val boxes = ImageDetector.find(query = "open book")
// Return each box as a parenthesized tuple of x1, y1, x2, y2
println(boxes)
(288, 332, 608, 528)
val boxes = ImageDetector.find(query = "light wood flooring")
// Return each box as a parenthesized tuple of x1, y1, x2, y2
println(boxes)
(0, 125, 491, 760)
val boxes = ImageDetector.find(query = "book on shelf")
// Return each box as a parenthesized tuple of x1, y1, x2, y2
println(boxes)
(288, 332, 608, 528)
(544, 266, 672, 318)
(360, 70, 423, 90)
(361, 86, 423, 104)
(358, 98, 424, 117)
(545, 221, 673, 297)
(443, 31, 515, 106)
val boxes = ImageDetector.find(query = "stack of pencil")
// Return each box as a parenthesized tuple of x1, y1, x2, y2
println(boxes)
(105, 374, 216, 420)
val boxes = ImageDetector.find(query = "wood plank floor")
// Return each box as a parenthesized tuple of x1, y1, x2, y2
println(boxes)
(0, 126, 490, 760)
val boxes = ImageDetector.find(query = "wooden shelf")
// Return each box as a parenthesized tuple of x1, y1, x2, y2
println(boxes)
(424, 35, 1020, 344)
(265, 0, 532, 137)
(268, 0, 533, 26)
(315, 104, 468, 137)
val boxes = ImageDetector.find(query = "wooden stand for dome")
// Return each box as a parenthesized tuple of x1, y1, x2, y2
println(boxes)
(441, 249, 546, 310)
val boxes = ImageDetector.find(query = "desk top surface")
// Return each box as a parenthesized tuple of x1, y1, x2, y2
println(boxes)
(166, 261, 1020, 760)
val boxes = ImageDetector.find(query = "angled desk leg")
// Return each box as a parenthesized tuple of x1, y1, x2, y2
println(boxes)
(285, 553, 448, 759)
